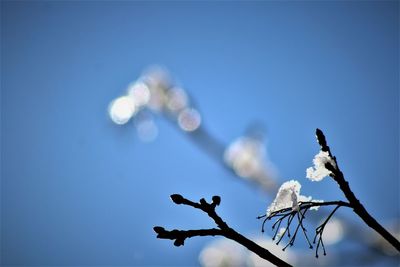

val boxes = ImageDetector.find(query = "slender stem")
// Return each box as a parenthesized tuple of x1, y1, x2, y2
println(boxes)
(264, 200, 351, 219)
(297, 210, 313, 248)
(313, 205, 341, 258)
(316, 128, 400, 252)
(262, 202, 348, 254)
(154, 227, 223, 241)
(225, 229, 291, 266)
(300, 201, 351, 208)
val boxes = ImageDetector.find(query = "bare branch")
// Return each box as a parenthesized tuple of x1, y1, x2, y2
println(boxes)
(153, 227, 223, 246)
(315, 128, 400, 252)
(154, 194, 292, 267)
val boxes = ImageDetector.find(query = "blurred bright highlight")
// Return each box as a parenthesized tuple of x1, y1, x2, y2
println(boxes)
(108, 96, 136, 125)
(136, 117, 158, 142)
(127, 81, 151, 108)
(199, 237, 296, 267)
(321, 218, 344, 245)
(167, 87, 188, 112)
(247, 238, 295, 267)
(224, 137, 265, 178)
(178, 108, 201, 132)
(199, 239, 246, 267)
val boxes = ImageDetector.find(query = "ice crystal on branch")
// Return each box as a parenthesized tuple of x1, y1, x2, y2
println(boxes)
(306, 151, 335, 181)
(267, 180, 316, 216)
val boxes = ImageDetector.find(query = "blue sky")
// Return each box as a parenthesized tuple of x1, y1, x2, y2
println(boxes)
(1, 1, 399, 266)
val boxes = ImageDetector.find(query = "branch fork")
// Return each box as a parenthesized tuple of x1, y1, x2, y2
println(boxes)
(153, 129, 399, 267)
(315, 129, 400, 252)
(258, 200, 351, 257)
(154, 194, 292, 267)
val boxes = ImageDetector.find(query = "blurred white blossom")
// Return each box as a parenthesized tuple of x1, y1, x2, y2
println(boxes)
(224, 136, 277, 192)
(306, 151, 335, 181)
(224, 137, 265, 178)
(199, 239, 246, 267)
(108, 96, 136, 125)
(127, 81, 151, 108)
(321, 218, 344, 245)
(135, 114, 158, 142)
(199, 237, 296, 267)
(166, 87, 188, 113)
(109, 66, 202, 141)
(178, 108, 201, 132)
(247, 238, 296, 267)
(141, 67, 174, 112)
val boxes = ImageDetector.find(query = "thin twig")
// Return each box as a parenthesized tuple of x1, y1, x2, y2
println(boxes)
(259, 201, 351, 256)
(153, 227, 223, 246)
(154, 194, 292, 267)
(313, 205, 341, 258)
(259, 200, 351, 220)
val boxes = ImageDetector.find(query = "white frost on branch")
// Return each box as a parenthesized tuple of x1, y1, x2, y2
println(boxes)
(306, 150, 335, 182)
(308, 199, 324, 211)
(267, 180, 321, 216)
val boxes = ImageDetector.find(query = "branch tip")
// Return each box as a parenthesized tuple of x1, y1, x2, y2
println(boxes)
(174, 239, 185, 246)
(315, 128, 328, 151)
(155, 194, 293, 266)
(199, 198, 207, 206)
(153, 226, 165, 234)
(170, 194, 184, 204)
(212, 196, 221, 206)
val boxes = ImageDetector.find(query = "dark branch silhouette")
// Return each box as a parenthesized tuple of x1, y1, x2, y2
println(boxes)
(116, 69, 396, 264)
(315, 128, 400, 252)
(154, 194, 292, 267)
(256, 130, 399, 259)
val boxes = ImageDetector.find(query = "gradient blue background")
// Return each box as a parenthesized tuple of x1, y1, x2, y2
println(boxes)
(1, 1, 399, 266)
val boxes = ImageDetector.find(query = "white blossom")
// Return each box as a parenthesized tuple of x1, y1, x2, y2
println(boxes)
(267, 180, 301, 216)
(178, 108, 202, 132)
(267, 180, 300, 215)
(306, 150, 335, 181)
(267, 180, 323, 216)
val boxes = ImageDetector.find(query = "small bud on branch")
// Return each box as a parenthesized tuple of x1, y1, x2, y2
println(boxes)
(170, 194, 184, 204)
